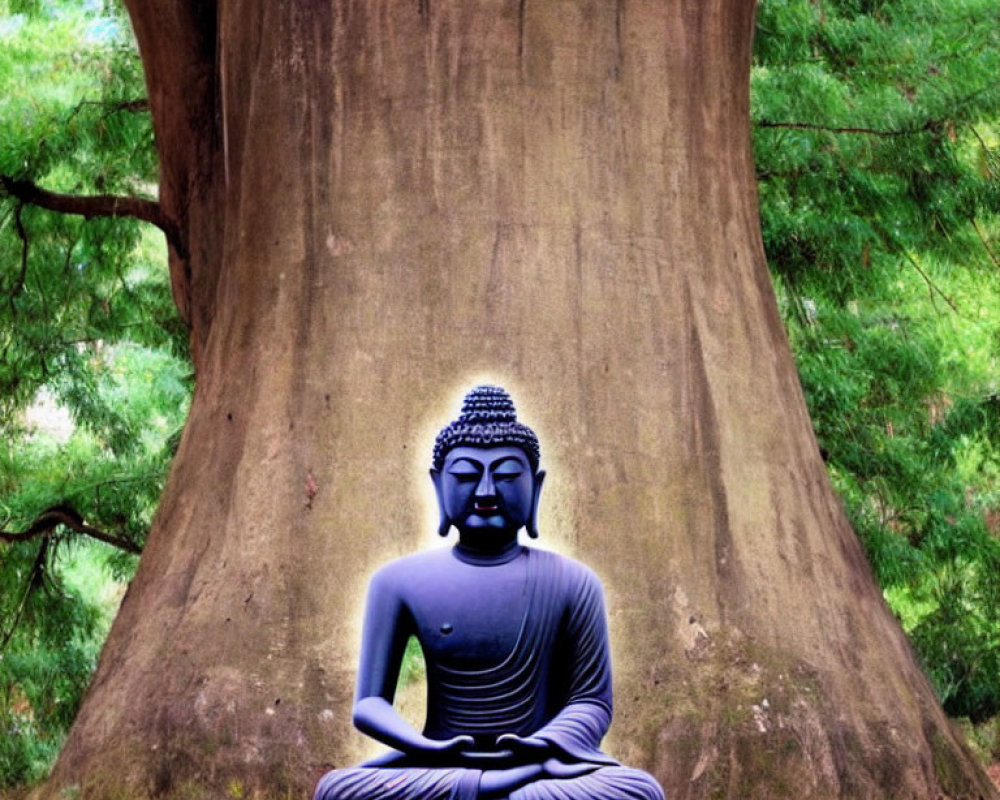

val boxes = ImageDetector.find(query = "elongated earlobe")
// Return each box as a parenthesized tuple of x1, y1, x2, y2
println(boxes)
(526, 470, 545, 539)
(430, 469, 452, 537)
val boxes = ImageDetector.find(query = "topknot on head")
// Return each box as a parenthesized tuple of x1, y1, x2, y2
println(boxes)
(459, 385, 518, 423)
(433, 385, 540, 471)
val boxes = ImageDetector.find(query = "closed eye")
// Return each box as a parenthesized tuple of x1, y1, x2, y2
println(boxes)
(491, 455, 526, 481)
(448, 470, 481, 483)
(493, 468, 523, 481)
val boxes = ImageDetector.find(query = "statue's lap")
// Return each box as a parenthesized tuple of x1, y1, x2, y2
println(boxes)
(314, 764, 665, 800)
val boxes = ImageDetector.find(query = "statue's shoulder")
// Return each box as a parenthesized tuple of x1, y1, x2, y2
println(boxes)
(369, 547, 453, 586)
(524, 547, 604, 591)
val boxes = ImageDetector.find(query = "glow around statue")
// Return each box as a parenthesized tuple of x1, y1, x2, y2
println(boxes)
(314, 386, 665, 800)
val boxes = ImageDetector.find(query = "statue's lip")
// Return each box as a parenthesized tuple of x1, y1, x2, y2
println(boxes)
(473, 500, 500, 511)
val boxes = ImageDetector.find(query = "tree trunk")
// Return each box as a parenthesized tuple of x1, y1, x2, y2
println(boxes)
(40, 2, 996, 799)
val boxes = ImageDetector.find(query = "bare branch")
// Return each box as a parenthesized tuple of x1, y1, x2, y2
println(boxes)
(969, 127, 999, 186)
(65, 99, 151, 128)
(757, 89, 994, 140)
(0, 174, 185, 257)
(755, 119, 937, 138)
(82, 98, 150, 115)
(114, 98, 150, 113)
(1, 505, 143, 555)
(0, 540, 44, 652)
(872, 222, 960, 314)
(10, 204, 28, 313)
(971, 219, 1000, 272)
(901, 250, 959, 313)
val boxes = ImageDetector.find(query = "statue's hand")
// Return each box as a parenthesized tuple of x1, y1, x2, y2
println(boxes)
(542, 759, 600, 780)
(496, 733, 552, 758)
(421, 734, 475, 757)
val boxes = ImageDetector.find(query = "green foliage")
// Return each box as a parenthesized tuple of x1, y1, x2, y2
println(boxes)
(0, 2, 191, 787)
(0, 0, 182, 423)
(0, 340, 189, 786)
(0, 545, 102, 785)
(755, 0, 1000, 722)
(754, 0, 1000, 301)
(399, 636, 427, 689)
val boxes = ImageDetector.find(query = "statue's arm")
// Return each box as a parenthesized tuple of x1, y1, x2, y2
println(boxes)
(501, 567, 617, 764)
(352, 568, 472, 757)
(354, 696, 472, 757)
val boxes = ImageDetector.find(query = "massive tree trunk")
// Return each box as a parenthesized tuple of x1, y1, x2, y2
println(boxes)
(40, 2, 995, 799)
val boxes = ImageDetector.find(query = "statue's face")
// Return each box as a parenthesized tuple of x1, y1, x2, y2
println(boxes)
(437, 446, 536, 534)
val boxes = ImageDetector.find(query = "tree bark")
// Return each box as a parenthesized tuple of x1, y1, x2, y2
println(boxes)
(40, 1, 997, 799)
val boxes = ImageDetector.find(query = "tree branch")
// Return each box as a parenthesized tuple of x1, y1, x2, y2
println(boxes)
(757, 87, 994, 140)
(0, 175, 186, 258)
(10, 204, 28, 313)
(872, 223, 960, 314)
(902, 250, 959, 313)
(1, 505, 143, 555)
(971, 218, 1000, 272)
(969, 126, 999, 182)
(755, 119, 937, 138)
(0, 540, 44, 652)
(79, 98, 150, 116)
(65, 99, 151, 128)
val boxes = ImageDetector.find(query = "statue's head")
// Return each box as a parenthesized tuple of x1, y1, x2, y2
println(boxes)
(430, 385, 545, 539)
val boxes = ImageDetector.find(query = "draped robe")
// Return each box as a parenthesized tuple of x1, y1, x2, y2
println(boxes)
(314, 546, 664, 800)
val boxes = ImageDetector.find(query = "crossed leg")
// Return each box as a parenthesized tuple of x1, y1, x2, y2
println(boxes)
(314, 765, 664, 800)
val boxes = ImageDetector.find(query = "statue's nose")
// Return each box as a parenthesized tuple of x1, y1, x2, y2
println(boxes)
(475, 471, 496, 497)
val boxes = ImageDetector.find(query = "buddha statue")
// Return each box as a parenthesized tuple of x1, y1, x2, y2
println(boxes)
(314, 386, 665, 800)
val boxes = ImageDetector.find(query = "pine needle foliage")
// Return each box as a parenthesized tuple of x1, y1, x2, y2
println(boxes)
(754, 0, 1000, 723)
(0, 2, 189, 785)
